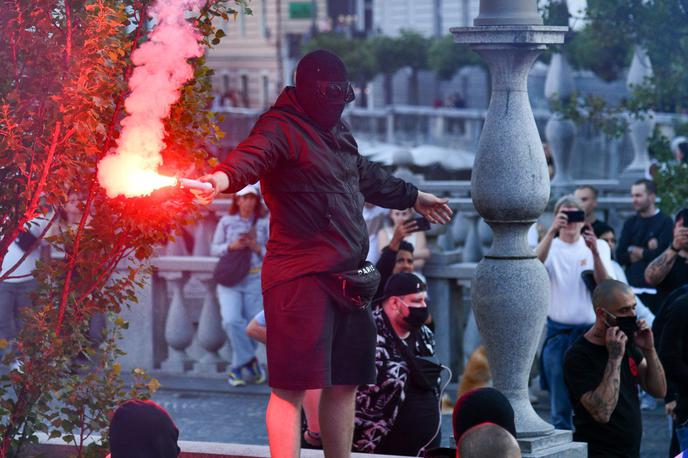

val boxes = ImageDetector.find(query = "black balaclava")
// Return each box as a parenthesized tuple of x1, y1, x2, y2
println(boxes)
(295, 49, 351, 131)
(109, 399, 180, 458)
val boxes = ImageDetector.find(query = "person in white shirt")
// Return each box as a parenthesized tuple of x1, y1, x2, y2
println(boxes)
(0, 214, 52, 358)
(535, 195, 612, 430)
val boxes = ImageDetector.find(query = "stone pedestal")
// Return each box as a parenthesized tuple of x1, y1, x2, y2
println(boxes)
(452, 23, 566, 438)
(452, 3, 586, 455)
(519, 430, 587, 457)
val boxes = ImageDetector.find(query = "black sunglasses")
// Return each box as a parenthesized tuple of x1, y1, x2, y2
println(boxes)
(316, 81, 355, 104)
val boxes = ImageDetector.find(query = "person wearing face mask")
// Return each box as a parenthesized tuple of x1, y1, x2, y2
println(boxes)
(563, 279, 667, 458)
(535, 194, 614, 430)
(194, 50, 452, 458)
(353, 273, 445, 456)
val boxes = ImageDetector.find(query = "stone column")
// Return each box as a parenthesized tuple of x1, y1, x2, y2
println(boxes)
(545, 52, 577, 188)
(452, 1, 568, 439)
(621, 46, 655, 185)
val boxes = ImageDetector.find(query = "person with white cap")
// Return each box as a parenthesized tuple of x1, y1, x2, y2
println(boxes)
(210, 183, 269, 387)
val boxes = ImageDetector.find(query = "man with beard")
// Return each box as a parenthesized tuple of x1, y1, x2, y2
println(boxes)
(196, 50, 452, 458)
(353, 273, 443, 456)
(616, 179, 673, 313)
(564, 280, 666, 457)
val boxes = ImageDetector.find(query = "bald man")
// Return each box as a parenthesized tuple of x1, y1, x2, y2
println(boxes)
(563, 279, 666, 457)
(457, 423, 521, 458)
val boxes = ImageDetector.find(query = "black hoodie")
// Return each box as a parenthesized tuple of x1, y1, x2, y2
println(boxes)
(215, 87, 418, 291)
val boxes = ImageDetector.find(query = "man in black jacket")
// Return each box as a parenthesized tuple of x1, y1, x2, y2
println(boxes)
(197, 50, 451, 458)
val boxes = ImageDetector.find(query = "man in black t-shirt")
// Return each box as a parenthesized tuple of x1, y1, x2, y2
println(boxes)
(564, 280, 667, 457)
(644, 208, 688, 311)
(616, 179, 673, 313)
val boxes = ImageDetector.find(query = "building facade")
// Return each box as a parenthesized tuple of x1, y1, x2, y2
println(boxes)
(207, 0, 328, 110)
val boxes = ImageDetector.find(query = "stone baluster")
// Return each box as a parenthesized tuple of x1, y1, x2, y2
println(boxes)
(545, 51, 577, 188)
(385, 108, 394, 144)
(453, 0, 572, 442)
(621, 46, 654, 184)
(462, 211, 484, 262)
(451, 212, 469, 247)
(193, 275, 228, 374)
(165, 232, 189, 256)
(160, 272, 195, 372)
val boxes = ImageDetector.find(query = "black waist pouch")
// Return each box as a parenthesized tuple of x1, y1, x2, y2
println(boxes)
(320, 261, 381, 312)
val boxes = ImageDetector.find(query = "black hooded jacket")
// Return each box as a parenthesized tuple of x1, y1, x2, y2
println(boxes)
(215, 87, 418, 291)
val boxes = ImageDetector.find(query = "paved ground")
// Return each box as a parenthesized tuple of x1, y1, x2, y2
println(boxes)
(150, 373, 673, 457)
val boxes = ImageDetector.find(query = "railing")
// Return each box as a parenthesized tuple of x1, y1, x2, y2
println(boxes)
(117, 190, 635, 380)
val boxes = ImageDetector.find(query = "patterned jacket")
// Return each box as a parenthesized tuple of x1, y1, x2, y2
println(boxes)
(352, 306, 436, 452)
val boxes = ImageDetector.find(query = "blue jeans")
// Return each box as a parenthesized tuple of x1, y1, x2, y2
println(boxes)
(541, 319, 590, 430)
(217, 271, 263, 369)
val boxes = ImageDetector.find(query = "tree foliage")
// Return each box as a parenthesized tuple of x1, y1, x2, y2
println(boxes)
(0, 0, 243, 455)
(428, 35, 482, 81)
(540, 0, 688, 210)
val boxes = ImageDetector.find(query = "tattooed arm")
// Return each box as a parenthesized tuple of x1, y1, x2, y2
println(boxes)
(644, 247, 678, 286)
(580, 327, 627, 423)
(646, 221, 688, 285)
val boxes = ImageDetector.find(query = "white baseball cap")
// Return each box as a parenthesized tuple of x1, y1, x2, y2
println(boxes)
(235, 184, 259, 197)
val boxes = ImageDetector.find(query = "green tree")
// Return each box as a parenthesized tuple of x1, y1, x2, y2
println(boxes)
(541, 0, 688, 211)
(0, 1, 243, 455)
(396, 30, 430, 105)
(428, 35, 482, 81)
(369, 35, 407, 106)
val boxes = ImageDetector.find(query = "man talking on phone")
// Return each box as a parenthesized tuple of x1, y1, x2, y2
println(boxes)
(194, 50, 452, 458)
(536, 195, 613, 430)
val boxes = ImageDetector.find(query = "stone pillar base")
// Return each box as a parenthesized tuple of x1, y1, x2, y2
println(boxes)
(192, 354, 227, 375)
(519, 430, 587, 457)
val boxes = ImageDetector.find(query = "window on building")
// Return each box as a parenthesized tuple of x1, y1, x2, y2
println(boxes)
(260, 0, 269, 38)
(261, 75, 269, 107)
(222, 74, 230, 94)
(241, 74, 249, 107)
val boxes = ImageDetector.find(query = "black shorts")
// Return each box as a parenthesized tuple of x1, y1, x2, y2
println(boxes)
(263, 275, 377, 390)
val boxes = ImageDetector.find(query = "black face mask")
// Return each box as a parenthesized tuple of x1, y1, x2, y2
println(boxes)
(615, 316, 639, 345)
(402, 304, 429, 329)
(295, 50, 354, 131)
(603, 309, 638, 346)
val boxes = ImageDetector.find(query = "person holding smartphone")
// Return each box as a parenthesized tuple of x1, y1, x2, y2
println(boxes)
(644, 208, 688, 311)
(535, 195, 614, 430)
(376, 209, 431, 270)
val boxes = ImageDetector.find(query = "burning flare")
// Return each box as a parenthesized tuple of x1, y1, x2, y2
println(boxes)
(98, 0, 205, 198)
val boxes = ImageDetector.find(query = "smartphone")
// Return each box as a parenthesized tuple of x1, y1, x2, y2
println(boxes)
(409, 216, 432, 232)
(563, 210, 585, 223)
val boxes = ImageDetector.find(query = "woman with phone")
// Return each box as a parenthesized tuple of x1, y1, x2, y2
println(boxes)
(377, 208, 431, 269)
(211, 185, 269, 387)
